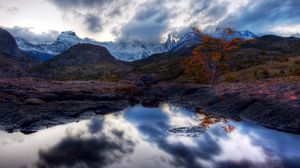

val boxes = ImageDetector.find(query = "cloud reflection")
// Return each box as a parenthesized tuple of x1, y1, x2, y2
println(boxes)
(1, 104, 300, 168)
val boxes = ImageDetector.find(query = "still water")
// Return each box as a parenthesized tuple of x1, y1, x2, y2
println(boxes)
(0, 104, 300, 168)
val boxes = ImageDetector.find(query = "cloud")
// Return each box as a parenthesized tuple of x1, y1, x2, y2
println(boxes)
(47, 0, 300, 42)
(118, 0, 172, 43)
(219, 0, 300, 33)
(0, 5, 19, 14)
(4, 26, 59, 44)
(48, 0, 114, 9)
(84, 14, 103, 33)
(36, 133, 134, 168)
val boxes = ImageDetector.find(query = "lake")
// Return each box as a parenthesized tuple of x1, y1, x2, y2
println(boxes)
(0, 104, 300, 168)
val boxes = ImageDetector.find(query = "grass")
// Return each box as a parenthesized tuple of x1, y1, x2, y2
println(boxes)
(221, 56, 300, 82)
(33, 63, 131, 81)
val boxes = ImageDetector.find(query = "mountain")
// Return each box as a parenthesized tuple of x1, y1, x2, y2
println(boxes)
(0, 53, 29, 78)
(0, 28, 36, 77)
(15, 28, 259, 62)
(171, 28, 259, 52)
(131, 34, 300, 83)
(16, 31, 176, 62)
(16, 31, 81, 61)
(212, 28, 259, 40)
(33, 44, 131, 80)
(171, 30, 201, 52)
(42, 43, 119, 66)
(291, 33, 300, 38)
(0, 28, 23, 57)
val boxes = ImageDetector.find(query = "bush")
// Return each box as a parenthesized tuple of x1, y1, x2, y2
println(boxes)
(224, 74, 239, 82)
(254, 69, 271, 79)
(276, 57, 289, 62)
(290, 68, 300, 76)
(294, 60, 300, 64)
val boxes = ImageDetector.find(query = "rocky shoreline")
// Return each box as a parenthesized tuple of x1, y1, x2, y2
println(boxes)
(0, 78, 299, 134)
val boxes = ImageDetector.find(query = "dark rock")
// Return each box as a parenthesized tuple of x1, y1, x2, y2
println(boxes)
(129, 74, 160, 87)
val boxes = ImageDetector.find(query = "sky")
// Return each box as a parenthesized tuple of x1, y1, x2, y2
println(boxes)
(0, 0, 300, 44)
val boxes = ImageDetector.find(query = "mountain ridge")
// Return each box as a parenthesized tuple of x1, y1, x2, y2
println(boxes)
(15, 28, 258, 62)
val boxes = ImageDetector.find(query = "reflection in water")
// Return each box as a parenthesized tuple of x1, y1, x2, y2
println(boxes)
(0, 104, 300, 168)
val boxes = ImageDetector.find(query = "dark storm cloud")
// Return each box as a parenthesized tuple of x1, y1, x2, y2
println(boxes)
(36, 134, 134, 168)
(220, 0, 300, 32)
(49, 0, 113, 8)
(4, 26, 59, 44)
(118, 0, 171, 43)
(48, 0, 300, 42)
(84, 14, 103, 33)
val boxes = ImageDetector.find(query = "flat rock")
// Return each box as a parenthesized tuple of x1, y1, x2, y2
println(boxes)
(24, 98, 46, 105)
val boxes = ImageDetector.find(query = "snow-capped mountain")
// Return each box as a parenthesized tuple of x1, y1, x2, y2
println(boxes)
(16, 28, 258, 61)
(291, 33, 300, 38)
(212, 28, 258, 40)
(16, 31, 81, 61)
(171, 28, 259, 51)
(16, 31, 176, 61)
(171, 30, 201, 52)
(93, 39, 176, 61)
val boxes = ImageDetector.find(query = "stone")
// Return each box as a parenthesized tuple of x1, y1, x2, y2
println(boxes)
(24, 98, 46, 105)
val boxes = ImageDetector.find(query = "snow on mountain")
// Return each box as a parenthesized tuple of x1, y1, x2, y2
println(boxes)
(212, 28, 259, 40)
(171, 28, 259, 51)
(16, 28, 258, 61)
(291, 33, 300, 38)
(92, 40, 174, 61)
(16, 31, 176, 62)
(171, 29, 201, 52)
(16, 31, 81, 60)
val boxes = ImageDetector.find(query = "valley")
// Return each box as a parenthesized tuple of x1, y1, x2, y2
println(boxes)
(0, 27, 300, 135)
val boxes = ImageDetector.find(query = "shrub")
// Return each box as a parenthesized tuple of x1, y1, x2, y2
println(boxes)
(224, 73, 239, 82)
(294, 60, 300, 65)
(290, 68, 300, 76)
(276, 57, 289, 62)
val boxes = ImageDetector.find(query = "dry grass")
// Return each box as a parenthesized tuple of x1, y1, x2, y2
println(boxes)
(221, 56, 300, 82)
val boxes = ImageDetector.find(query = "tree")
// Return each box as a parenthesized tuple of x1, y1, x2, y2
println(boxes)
(183, 27, 252, 84)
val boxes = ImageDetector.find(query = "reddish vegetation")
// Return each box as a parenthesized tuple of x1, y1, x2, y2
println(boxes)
(213, 77, 300, 110)
(222, 125, 236, 133)
(0, 78, 138, 95)
(198, 111, 237, 134)
(183, 28, 254, 84)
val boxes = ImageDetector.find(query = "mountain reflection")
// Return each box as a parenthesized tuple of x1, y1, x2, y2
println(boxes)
(0, 104, 300, 168)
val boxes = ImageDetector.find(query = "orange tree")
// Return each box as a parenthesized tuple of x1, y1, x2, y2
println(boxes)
(183, 28, 251, 84)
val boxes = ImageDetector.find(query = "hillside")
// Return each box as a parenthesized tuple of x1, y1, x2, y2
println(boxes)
(0, 28, 37, 77)
(131, 35, 300, 83)
(33, 44, 131, 80)
(0, 53, 29, 78)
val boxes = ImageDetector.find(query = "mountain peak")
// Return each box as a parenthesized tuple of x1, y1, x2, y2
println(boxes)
(212, 28, 258, 40)
(57, 31, 79, 41)
(59, 31, 77, 36)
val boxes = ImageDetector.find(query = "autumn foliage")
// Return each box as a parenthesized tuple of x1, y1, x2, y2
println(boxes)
(183, 27, 253, 84)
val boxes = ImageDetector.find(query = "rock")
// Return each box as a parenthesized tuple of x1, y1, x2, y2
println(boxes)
(1, 78, 300, 134)
(129, 74, 160, 87)
(141, 96, 160, 108)
(24, 98, 46, 105)
(168, 126, 206, 137)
